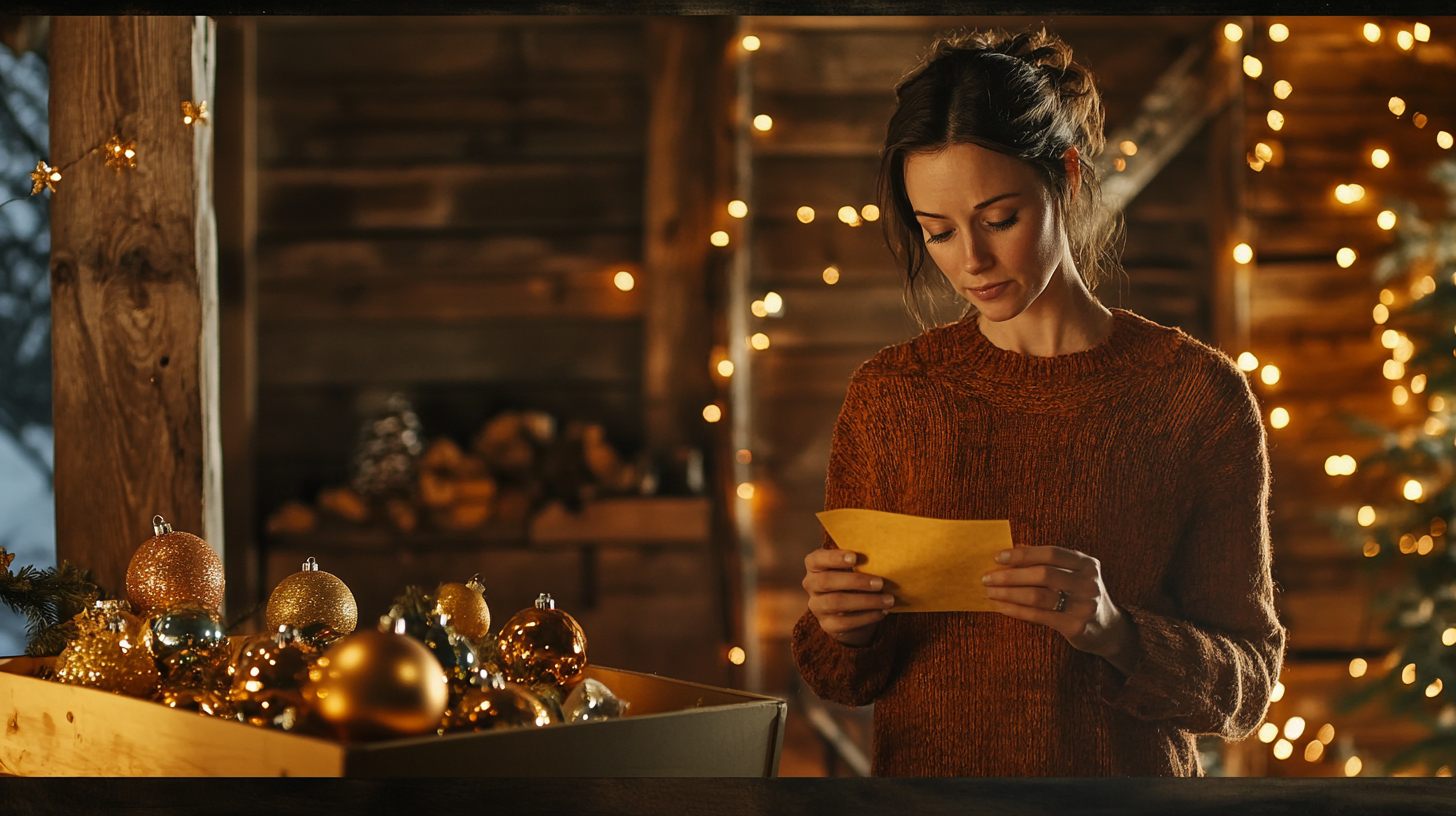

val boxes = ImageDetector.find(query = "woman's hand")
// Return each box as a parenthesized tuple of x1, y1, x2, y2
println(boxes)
(803, 547, 896, 647)
(981, 545, 1140, 675)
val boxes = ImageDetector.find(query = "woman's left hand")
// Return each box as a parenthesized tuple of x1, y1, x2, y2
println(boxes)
(981, 545, 1140, 675)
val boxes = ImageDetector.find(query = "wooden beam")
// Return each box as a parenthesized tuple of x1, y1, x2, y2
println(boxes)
(49, 17, 222, 601)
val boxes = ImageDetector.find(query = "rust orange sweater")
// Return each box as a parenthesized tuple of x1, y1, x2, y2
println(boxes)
(792, 308, 1286, 777)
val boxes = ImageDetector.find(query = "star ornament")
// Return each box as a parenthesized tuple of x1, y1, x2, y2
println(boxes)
(182, 100, 209, 126)
(104, 136, 137, 171)
(29, 160, 60, 194)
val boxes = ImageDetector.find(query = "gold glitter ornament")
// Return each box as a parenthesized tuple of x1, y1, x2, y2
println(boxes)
(53, 608, 159, 698)
(126, 515, 225, 616)
(440, 673, 553, 733)
(303, 629, 449, 740)
(433, 575, 491, 643)
(266, 557, 358, 636)
(497, 593, 588, 689)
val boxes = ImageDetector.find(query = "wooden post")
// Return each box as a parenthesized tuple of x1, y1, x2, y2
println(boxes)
(49, 17, 222, 601)
(1208, 19, 1251, 354)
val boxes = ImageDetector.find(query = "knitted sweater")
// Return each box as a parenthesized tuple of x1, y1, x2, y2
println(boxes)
(791, 307, 1286, 777)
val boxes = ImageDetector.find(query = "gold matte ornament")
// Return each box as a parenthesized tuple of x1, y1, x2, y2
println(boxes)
(303, 629, 449, 740)
(126, 515, 225, 616)
(266, 557, 358, 636)
(433, 575, 490, 643)
(497, 593, 588, 689)
(53, 605, 160, 698)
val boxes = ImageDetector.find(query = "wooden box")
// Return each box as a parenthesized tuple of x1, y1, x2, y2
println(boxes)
(0, 660, 785, 777)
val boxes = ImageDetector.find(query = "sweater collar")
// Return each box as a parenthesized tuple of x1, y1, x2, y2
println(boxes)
(943, 307, 1182, 388)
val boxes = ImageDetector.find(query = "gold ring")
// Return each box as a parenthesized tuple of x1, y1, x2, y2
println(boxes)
(1053, 590, 1067, 613)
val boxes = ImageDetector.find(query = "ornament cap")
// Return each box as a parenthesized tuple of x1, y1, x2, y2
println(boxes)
(467, 574, 485, 593)
(302, 556, 319, 572)
(152, 515, 173, 536)
(535, 593, 555, 610)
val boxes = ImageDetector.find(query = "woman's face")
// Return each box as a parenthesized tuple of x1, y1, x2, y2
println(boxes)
(903, 142, 1070, 322)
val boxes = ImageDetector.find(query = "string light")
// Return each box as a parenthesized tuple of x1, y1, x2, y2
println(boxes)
(1397, 30, 1414, 50)
(750, 333, 770, 350)
(1381, 288, 1395, 305)
(1346, 756, 1363, 776)
(1258, 722, 1279, 743)
(763, 292, 783, 314)
(702, 404, 722, 423)
(796, 206, 815, 224)
(710, 231, 730, 247)
(1394, 385, 1409, 405)
(752, 114, 773, 132)
(1419, 535, 1435, 555)
(751, 300, 768, 317)
(1224, 23, 1244, 42)
(1365, 539, 1381, 556)
(741, 35, 761, 51)
(1254, 143, 1274, 163)
(1337, 248, 1358, 268)
(727, 200, 748, 218)
(1442, 627, 1456, 646)
(1405, 480, 1424, 501)
(717, 359, 735, 377)
(1382, 329, 1401, 349)
(1401, 534, 1419, 553)
(1378, 210, 1397, 229)
(736, 482, 755, 500)
(1374, 305, 1388, 323)
(735, 449, 752, 464)
(1120, 140, 1138, 156)
(1261, 364, 1280, 384)
(1271, 681, 1285, 701)
(1438, 131, 1453, 150)
(1267, 110, 1285, 131)
(1273, 739, 1293, 760)
(1113, 157, 1126, 172)
(1317, 724, 1335, 744)
(1269, 23, 1289, 42)
(1415, 23, 1431, 42)
(1384, 360, 1404, 379)
(1336, 184, 1366, 203)
(1371, 148, 1390, 168)
(822, 265, 840, 285)
(1413, 373, 1428, 394)
(1364, 23, 1382, 43)
(613, 270, 635, 291)
(1270, 407, 1289, 428)
(728, 646, 746, 664)
(1274, 80, 1292, 99)
(861, 204, 880, 222)
(1233, 243, 1254, 264)
(1350, 657, 1369, 676)
(1358, 505, 1376, 526)
(1303, 740, 1324, 762)
(837, 206, 862, 226)
(1432, 395, 1447, 411)
(1325, 455, 1357, 476)
(1237, 352, 1259, 371)
(1415, 113, 1428, 128)
(1243, 56, 1264, 78)
(1389, 96, 1407, 116)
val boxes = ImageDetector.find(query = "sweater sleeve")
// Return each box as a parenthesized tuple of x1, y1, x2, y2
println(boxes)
(790, 373, 903, 707)
(1092, 363, 1286, 739)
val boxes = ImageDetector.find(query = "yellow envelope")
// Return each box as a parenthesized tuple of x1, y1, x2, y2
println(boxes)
(816, 508, 1013, 613)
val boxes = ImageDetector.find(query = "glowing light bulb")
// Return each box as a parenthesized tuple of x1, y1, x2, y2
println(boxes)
(861, 204, 880, 222)
(1405, 480, 1425, 501)
(1378, 210, 1397, 229)
(1274, 80, 1292, 99)
(1363, 540, 1380, 558)
(735, 448, 751, 464)
(1439, 131, 1453, 150)
(796, 206, 815, 224)
(736, 482, 755, 500)
(837, 205, 861, 225)
(1381, 289, 1396, 305)
(1382, 329, 1401, 348)
(1271, 681, 1285, 702)
(1398, 30, 1414, 50)
(1273, 739, 1293, 760)
(1350, 657, 1369, 677)
(1233, 243, 1254, 264)
(1317, 724, 1335, 744)
(1413, 374, 1428, 394)
(741, 35, 761, 51)
(763, 291, 783, 314)
(1415, 113, 1428, 128)
(1358, 505, 1376, 526)
(710, 231, 730, 247)
(1403, 663, 1418, 684)
(822, 265, 840, 285)
(752, 114, 773, 132)
(1337, 247, 1358, 268)
(613, 270, 635, 291)
(751, 300, 768, 318)
(1390, 96, 1407, 116)
(1255, 143, 1274, 162)
(1304, 740, 1324, 762)
(1394, 385, 1410, 405)
(727, 200, 748, 218)
(1224, 23, 1244, 42)
(1415, 23, 1430, 42)
(1371, 148, 1390, 168)
(1374, 304, 1389, 324)
(702, 404, 722, 423)
(1384, 360, 1404, 380)
(1345, 756, 1363, 776)
(750, 333, 770, 350)
(1269, 23, 1289, 42)
(1243, 55, 1263, 78)
(1364, 23, 1382, 42)
(1237, 352, 1259, 371)
(1284, 716, 1306, 740)
(1261, 364, 1280, 385)
(717, 359, 735, 377)
(1442, 627, 1456, 646)
(1419, 535, 1435, 555)
(728, 646, 746, 664)
(1258, 722, 1279, 743)
(1270, 407, 1289, 428)
(1267, 110, 1285, 131)
(1120, 140, 1138, 156)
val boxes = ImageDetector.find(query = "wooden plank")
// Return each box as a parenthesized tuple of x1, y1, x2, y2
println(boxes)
(49, 17, 223, 597)
(530, 497, 712, 545)
(749, 285, 926, 349)
(256, 234, 641, 282)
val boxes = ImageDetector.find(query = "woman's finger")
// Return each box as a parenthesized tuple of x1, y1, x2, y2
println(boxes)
(982, 585, 1069, 611)
(995, 545, 1094, 572)
(817, 609, 890, 635)
(982, 564, 1083, 591)
(805, 570, 885, 595)
(813, 590, 896, 615)
(806, 547, 863, 572)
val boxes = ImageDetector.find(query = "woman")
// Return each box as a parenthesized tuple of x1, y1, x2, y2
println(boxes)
(792, 27, 1286, 777)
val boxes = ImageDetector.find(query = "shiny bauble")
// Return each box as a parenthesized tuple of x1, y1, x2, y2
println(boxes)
(149, 601, 230, 687)
(266, 557, 358, 636)
(303, 629, 449, 740)
(155, 681, 235, 718)
(228, 627, 314, 730)
(563, 678, 629, 723)
(126, 515, 225, 616)
(295, 621, 345, 654)
(440, 673, 553, 733)
(433, 576, 490, 643)
(497, 593, 587, 689)
(53, 608, 160, 698)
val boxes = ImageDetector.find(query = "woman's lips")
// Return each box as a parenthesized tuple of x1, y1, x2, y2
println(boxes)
(968, 281, 1010, 301)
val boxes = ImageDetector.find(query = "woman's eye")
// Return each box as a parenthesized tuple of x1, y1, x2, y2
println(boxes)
(925, 230, 954, 244)
(986, 214, 1020, 231)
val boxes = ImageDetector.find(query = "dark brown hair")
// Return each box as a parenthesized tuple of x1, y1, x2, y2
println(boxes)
(877, 27, 1124, 325)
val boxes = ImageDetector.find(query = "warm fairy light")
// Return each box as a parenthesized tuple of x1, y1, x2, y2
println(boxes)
(1325, 455, 1356, 476)
(1439, 132, 1454, 150)
(702, 404, 722, 423)
(1242, 55, 1264, 78)
(1394, 385, 1409, 405)
(1389, 97, 1407, 116)
(1364, 23, 1383, 42)
(1261, 364, 1280, 385)
(750, 333, 770, 350)
(1271, 681, 1285, 702)
(1415, 113, 1428, 128)
(796, 206, 815, 224)
(1336, 184, 1367, 203)
(1364, 540, 1380, 557)
(1273, 739, 1293, 760)
(1317, 723, 1335, 744)
(717, 359, 735, 377)
(1401, 534, 1419, 554)
(1248, 155, 1265, 172)
(1358, 505, 1376, 526)
(728, 646, 746, 664)
(1350, 657, 1369, 677)
(710, 231, 730, 247)
(1233, 243, 1254, 264)
(838, 206, 861, 226)
(1284, 717, 1306, 740)
(1415, 23, 1431, 42)
(1413, 374, 1428, 394)
(1394, 336, 1414, 361)
(1273, 80, 1292, 99)
(1270, 407, 1289, 428)
(861, 204, 880, 222)
(1337, 247, 1358, 268)
(1269, 23, 1290, 42)
(752, 114, 773, 132)
(1428, 679, 1444, 697)
(822, 265, 840, 285)
(1382, 329, 1401, 349)
(735, 449, 752, 464)
(1442, 627, 1456, 646)
(1384, 360, 1404, 380)
(736, 482, 755, 500)
(1397, 30, 1415, 50)
(1419, 535, 1435, 555)
(1434, 395, 1448, 411)
(1381, 288, 1396, 305)
(1255, 143, 1274, 162)
(1113, 157, 1126, 172)
(1224, 23, 1244, 42)
(1237, 352, 1259, 371)
(1267, 110, 1285, 131)
(751, 300, 768, 318)
(1371, 148, 1391, 168)
(613, 270, 635, 291)
(1304, 740, 1324, 762)
(1345, 756, 1363, 776)
(1432, 518, 1446, 536)
(727, 200, 748, 218)
(741, 35, 761, 51)
(763, 291, 784, 315)
(1120, 140, 1138, 156)
(1378, 210, 1397, 229)
(1258, 722, 1279, 743)
(1405, 480, 1425, 501)
(1374, 305, 1389, 324)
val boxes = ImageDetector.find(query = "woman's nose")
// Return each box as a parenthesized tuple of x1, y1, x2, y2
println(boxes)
(957, 233, 993, 275)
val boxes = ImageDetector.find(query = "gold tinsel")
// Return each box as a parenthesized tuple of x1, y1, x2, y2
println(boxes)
(433, 575, 490, 643)
(126, 516, 225, 616)
(53, 607, 160, 698)
(266, 557, 358, 635)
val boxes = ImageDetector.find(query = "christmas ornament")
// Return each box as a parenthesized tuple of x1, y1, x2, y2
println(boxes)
(266, 557, 358, 636)
(125, 515, 225, 615)
(563, 678, 629, 723)
(28, 160, 59, 195)
(303, 629, 449, 740)
(351, 392, 424, 500)
(440, 673, 553, 733)
(296, 621, 346, 653)
(433, 575, 490, 643)
(228, 627, 313, 730)
(103, 135, 137, 171)
(52, 606, 159, 697)
(155, 681, 235, 718)
(497, 593, 588, 689)
(149, 601, 229, 688)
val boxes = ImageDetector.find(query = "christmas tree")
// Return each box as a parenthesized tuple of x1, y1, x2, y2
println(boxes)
(1329, 157, 1456, 775)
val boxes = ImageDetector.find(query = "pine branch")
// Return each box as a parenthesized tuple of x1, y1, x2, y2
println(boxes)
(0, 550, 103, 657)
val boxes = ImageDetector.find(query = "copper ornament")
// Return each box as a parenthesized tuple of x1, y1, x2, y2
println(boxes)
(228, 627, 314, 730)
(496, 593, 588, 689)
(432, 575, 491, 643)
(126, 515, 225, 616)
(440, 673, 553, 733)
(155, 682, 235, 718)
(266, 557, 358, 635)
(302, 629, 449, 740)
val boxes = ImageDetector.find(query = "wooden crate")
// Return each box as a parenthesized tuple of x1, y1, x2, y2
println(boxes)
(0, 661, 785, 777)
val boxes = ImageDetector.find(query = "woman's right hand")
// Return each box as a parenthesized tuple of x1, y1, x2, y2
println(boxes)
(803, 547, 895, 647)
